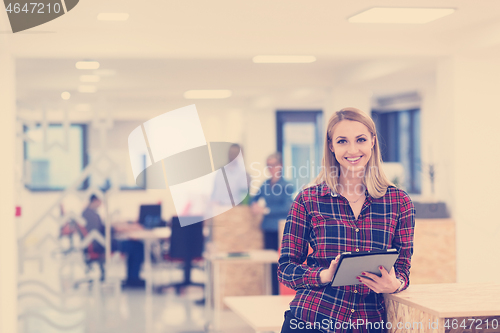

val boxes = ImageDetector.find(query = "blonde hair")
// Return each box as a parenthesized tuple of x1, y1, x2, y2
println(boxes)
(314, 107, 394, 198)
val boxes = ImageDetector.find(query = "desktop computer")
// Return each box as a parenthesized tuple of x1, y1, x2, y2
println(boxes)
(138, 204, 163, 229)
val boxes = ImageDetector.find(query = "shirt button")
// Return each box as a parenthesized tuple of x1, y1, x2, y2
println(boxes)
(355, 228, 359, 232)
(355, 248, 360, 252)
(351, 309, 355, 313)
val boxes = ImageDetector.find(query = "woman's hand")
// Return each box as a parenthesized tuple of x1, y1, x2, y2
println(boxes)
(319, 255, 341, 284)
(357, 266, 401, 293)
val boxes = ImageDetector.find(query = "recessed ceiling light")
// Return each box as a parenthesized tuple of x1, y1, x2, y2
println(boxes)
(183, 90, 232, 99)
(252, 55, 316, 63)
(80, 75, 100, 83)
(97, 13, 129, 21)
(78, 85, 97, 93)
(348, 7, 455, 24)
(76, 61, 100, 70)
(61, 91, 71, 100)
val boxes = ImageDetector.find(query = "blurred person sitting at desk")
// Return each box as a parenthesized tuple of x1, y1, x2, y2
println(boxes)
(81, 194, 107, 281)
(251, 152, 294, 295)
(82, 194, 145, 287)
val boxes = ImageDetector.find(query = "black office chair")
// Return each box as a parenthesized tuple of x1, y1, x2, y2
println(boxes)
(155, 216, 205, 294)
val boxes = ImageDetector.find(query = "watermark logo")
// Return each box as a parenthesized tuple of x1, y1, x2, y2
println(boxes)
(127, 104, 249, 227)
(4, 0, 79, 33)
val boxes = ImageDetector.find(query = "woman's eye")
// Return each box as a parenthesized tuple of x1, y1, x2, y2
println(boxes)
(337, 140, 346, 144)
(357, 138, 366, 143)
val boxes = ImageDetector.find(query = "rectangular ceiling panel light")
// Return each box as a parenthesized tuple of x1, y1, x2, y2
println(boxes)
(348, 8, 455, 24)
(97, 13, 130, 21)
(76, 61, 100, 70)
(253, 55, 316, 63)
(184, 90, 232, 99)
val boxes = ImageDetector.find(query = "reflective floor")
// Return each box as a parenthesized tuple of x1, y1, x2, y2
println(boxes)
(18, 251, 255, 333)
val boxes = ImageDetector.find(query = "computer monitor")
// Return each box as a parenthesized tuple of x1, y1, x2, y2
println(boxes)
(138, 204, 162, 229)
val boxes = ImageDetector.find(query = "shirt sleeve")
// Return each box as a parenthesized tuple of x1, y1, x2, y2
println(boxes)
(392, 191, 415, 293)
(278, 191, 326, 289)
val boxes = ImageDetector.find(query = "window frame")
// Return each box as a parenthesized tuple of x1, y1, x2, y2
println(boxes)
(372, 108, 421, 194)
(276, 110, 324, 190)
(23, 123, 89, 192)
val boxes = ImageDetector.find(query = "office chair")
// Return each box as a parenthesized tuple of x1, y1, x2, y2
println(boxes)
(59, 219, 106, 288)
(155, 216, 205, 294)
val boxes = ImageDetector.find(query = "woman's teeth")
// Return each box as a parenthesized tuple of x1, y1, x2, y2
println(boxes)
(346, 156, 361, 162)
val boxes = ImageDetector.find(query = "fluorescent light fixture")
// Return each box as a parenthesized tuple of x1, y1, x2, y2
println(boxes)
(184, 90, 232, 99)
(78, 85, 97, 93)
(61, 91, 71, 100)
(97, 13, 129, 21)
(253, 55, 316, 63)
(76, 61, 100, 70)
(348, 7, 455, 24)
(80, 75, 100, 83)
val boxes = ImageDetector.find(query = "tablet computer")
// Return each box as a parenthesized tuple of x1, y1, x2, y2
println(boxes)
(330, 248, 399, 287)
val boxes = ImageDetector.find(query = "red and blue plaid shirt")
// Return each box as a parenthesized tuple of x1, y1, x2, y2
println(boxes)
(278, 181, 415, 333)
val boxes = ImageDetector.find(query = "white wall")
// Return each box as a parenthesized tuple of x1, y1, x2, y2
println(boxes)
(436, 55, 500, 283)
(0, 43, 17, 333)
(243, 107, 276, 194)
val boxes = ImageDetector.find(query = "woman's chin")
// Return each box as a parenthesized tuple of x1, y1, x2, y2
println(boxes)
(340, 164, 366, 176)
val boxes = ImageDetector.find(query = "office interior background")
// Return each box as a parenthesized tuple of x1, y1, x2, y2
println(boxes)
(1, 1, 500, 332)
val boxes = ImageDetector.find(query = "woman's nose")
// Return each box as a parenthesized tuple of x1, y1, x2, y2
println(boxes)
(347, 142, 358, 154)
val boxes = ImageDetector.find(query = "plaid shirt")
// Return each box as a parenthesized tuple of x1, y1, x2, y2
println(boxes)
(278, 181, 415, 333)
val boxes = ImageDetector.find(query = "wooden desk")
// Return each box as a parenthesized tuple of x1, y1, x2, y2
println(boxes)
(205, 250, 279, 331)
(224, 295, 294, 333)
(384, 283, 500, 333)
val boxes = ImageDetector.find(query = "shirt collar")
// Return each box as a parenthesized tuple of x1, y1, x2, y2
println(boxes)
(318, 181, 371, 200)
(318, 181, 335, 197)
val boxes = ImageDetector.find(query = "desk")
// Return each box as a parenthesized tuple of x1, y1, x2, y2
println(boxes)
(205, 250, 279, 331)
(224, 295, 293, 333)
(114, 225, 171, 295)
(384, 283, 500, 333)
(114, 225, 171, 333)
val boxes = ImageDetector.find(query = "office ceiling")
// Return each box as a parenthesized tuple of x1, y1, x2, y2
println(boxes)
(5, 0, 500, 119)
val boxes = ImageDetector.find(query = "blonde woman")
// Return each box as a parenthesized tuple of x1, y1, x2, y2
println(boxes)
(278, 108, 415, 333)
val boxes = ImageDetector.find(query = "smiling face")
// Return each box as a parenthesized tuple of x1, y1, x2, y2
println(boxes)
(329, 120, 375, 174)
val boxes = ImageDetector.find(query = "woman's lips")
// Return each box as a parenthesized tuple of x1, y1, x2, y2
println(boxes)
(345, 156, 362, 164)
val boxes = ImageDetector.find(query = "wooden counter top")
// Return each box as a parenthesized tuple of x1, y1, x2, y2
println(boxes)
(384, 283, 500, 318)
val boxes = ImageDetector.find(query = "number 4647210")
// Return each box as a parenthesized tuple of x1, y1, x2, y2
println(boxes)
(444, 318, 499, 330)
(6, 3, 62, 14)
